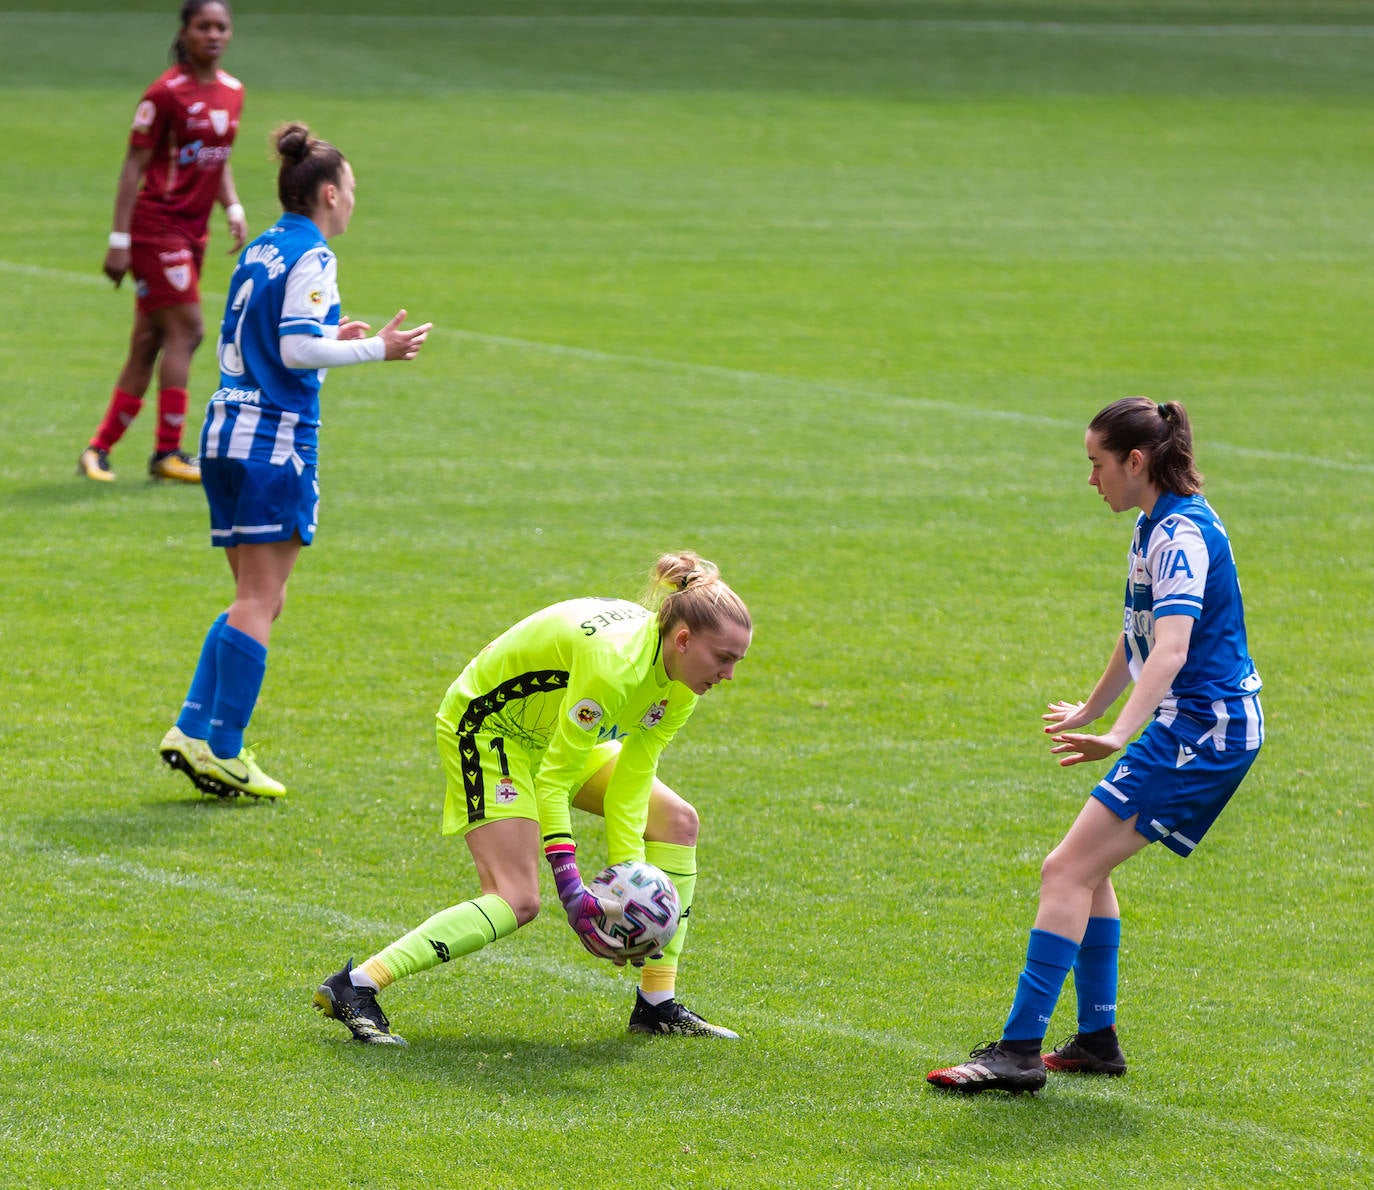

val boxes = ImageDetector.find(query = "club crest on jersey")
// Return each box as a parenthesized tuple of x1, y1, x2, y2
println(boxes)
(164, 265, 192, 292)
(569, 698, 604, 730)
(494, 778, 519, 804)
(211, 109, 230, 136)
(641, 699, 668, 728)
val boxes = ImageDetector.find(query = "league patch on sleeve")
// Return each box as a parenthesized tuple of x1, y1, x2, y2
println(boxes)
(133, 99, 156, 131)
(568, 698, 604, 731)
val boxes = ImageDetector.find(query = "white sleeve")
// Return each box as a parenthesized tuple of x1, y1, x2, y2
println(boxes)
(280, 333, 386, 369)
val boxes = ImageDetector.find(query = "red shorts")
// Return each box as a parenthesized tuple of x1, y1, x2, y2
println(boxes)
(131, 226, 206, 314)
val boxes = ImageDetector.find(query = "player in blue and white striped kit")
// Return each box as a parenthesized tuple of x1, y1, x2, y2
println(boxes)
(928, 396, 1263, 1095)
(159, 122, 430, 798)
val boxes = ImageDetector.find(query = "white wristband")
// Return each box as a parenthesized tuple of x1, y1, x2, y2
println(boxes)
(108, 231, 132, 250)
(225, 202, 245, 222)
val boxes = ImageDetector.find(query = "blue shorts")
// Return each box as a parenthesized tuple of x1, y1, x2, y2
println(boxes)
(202, 456, 318, 548)
(1092, 714, 1260, 857)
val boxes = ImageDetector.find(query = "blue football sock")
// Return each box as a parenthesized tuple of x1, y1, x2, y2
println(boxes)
(176, 613, 227, 739)
(1002, 928, 1080, 1045)
(208, 624, 268, 760)
(1073, 916, 1121, 1034)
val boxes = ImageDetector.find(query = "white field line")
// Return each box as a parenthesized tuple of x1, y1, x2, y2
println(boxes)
(6, 257, 1369, 475)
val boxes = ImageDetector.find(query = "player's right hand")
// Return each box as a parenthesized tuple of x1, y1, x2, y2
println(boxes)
(103, 249, 130, 286)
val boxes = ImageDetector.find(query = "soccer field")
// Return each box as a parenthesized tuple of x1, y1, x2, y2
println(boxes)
(1, 1, 1371, 1186)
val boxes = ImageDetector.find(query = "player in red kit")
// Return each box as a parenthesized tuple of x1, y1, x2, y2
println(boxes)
(79, 1, 247, 485)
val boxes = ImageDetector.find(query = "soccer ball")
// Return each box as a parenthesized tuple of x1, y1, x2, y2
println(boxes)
(585, 860, 681, 962)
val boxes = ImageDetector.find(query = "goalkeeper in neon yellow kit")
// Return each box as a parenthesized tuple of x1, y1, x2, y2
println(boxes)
(313, 550, 752, 1045)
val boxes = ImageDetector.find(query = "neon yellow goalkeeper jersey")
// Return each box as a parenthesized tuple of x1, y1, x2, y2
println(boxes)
(436, 598, 698, 860)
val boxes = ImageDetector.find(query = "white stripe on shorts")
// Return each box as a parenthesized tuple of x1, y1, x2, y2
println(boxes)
(1098, 780, 1129, 804)
(211, 523, 283, 539)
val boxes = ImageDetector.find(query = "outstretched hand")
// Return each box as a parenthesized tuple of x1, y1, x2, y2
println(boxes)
(1044, 698, 1122, 766)
(1043, 699, 1092, 733)
(378, 308, 432, 361)
(1048, 731, 1123, 767)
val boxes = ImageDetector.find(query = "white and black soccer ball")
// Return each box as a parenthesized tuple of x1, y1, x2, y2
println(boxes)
(585, 860, 681, 962)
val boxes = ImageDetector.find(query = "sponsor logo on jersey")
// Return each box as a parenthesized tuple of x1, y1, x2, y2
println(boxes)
(569, 698, 604, 730)
(641, 699, 668, 728)
(494, 778, 519, 804)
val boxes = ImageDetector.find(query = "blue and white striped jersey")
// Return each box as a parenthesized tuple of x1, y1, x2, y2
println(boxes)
(202, 212, 339, 468)
(1124, 490, 1263, 751)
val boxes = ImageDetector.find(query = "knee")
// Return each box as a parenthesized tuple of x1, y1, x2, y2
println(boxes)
(1039, 846, 1088, 895)
(505, 891, 541, 927)
(170, 312, 205, 352)
(656, 796, 699, 846)
(130, 324, 162, 363)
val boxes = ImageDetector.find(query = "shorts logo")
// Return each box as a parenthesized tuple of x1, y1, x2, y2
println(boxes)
(569, 698, 604, 730)
(164, 265, 192, 292)
(641, 699, 668, 728)
(1175, 745, 1198, 769)
(1113, 763, 1132, 781)
(494, 778, 519, 804)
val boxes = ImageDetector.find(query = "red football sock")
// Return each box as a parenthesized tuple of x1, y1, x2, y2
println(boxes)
(155, 387, 190, 455)
(90, 388, 144, 452)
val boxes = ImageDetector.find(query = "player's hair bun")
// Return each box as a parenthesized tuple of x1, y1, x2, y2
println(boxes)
(275, 123, 313, 163)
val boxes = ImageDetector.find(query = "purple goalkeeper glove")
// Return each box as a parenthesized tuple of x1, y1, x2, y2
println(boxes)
(544, 842, 623, 957)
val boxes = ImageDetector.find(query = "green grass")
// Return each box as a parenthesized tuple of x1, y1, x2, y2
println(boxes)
(1, 3, 1371, 1186)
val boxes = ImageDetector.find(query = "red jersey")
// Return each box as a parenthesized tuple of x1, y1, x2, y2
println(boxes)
(128, 66, 244, 242)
